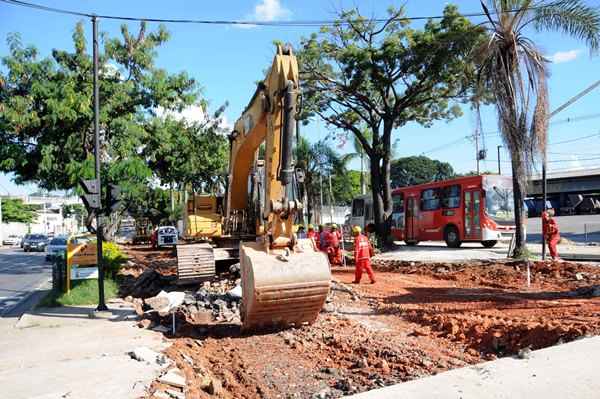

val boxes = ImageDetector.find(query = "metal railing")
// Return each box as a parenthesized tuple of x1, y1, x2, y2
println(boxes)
(584, 223, 600, 243)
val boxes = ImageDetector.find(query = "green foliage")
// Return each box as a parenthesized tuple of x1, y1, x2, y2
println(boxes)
(296, 137, 358, 221)
(127, 186, 177, 226)
(0, 22, 227, 228)
(0, 198, 37, 223)
(102, 241, 127, 278)
(39, 279, 118, 307)
(391, 156, 455, 187)
(297, 5, 486, 241)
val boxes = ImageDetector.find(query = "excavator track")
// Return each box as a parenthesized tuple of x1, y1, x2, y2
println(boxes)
(176, 243, 216, 284)
(240, 240, 331, 331)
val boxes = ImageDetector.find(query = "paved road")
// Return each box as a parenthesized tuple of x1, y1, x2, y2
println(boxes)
(527, 214, 600, 243)
(0, 247, 51, 317)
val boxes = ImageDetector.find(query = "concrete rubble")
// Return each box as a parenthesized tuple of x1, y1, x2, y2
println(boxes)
(158, 368, 186, 389)
(129, 346, 170, 367)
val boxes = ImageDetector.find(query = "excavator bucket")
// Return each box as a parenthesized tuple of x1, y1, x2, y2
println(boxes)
(240, 239, 331, 331)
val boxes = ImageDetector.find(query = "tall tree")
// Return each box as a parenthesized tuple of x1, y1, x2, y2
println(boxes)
(298, 5, 486, 243)
(391, 156, 455, 188)
(475, 0, 600, 257)
(0, 22, 228, 236)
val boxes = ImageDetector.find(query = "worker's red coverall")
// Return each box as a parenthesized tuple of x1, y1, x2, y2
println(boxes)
(326, 231, 343, 266)
(353, 233, 375, 283)
(542, 212, 560, 259)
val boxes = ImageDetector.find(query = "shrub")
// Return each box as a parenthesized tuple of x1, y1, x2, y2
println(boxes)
(103, 241, 127, 278)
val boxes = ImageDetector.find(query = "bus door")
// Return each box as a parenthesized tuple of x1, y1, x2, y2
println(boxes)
(405, 196, 419, 242)
(464, 189, 482, 240)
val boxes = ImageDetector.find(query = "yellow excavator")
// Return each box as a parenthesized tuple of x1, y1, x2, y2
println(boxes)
(177, 45, 331, 331)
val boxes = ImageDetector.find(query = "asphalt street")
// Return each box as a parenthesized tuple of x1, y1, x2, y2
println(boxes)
(0, 247, 51, 317)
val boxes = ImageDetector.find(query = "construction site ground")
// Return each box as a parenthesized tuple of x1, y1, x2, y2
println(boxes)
(121, 245, 600, 399)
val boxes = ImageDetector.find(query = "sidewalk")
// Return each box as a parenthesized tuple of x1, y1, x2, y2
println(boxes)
(349, 336, 600, 399)
(380, 241, 600, 263)
(0, 300, 166, 399)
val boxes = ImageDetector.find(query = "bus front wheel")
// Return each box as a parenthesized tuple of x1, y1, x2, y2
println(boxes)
(444, 226, 462, 248)
(481, 240, 497, 248)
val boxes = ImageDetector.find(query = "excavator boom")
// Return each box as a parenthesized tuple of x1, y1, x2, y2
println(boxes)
(227, 45, 331, 331)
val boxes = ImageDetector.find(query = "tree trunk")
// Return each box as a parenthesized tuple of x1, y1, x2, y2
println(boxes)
(360, 153, 366, 195)
(511, 161, 527, 257)
(369, 154, 387, 247)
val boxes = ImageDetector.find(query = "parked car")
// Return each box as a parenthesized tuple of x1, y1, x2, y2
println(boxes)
(2, 235, 22, 247)
(22, 234, 49, 252)
(46, 236, 68, 261)
(151, 226, 178, 248)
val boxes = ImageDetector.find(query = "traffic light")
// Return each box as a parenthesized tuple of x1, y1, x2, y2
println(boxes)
(79, 178, 101, 211)
(107, 184, 122, 213)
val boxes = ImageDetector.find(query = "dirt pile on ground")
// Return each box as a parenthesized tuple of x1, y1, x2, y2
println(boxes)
(115, 245, 600, 399)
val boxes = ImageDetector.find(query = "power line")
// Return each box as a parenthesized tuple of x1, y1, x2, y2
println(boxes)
(0, 0, 549, 26)
(550, 131, 600, 145)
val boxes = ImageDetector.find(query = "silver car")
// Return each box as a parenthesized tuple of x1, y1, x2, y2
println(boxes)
(46, 236, 68, 261)
(2, 235, 22, 247)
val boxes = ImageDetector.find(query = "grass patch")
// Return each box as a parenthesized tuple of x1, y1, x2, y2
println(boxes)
(38, 279, 118, 307)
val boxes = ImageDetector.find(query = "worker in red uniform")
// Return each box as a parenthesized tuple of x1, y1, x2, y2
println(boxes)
(542, 209, 560, 260)
(352, 225, 375, 284)
(307, 224, 319, 248)
(326, 224, 343, 265)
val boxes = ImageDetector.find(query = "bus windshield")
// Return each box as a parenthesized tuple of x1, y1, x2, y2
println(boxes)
(483, 176, 515, 224)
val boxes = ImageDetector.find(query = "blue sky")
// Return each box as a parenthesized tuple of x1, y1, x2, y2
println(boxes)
(1, 0, 600, 195)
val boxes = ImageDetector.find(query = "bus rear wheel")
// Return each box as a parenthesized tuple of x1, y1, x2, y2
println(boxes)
(444, 226, 462, 248)
(481, 240, 497, 248)
(405, 240, 419, 246)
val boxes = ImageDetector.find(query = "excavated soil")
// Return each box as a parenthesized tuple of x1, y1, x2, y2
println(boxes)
(121, 246, 600, 399)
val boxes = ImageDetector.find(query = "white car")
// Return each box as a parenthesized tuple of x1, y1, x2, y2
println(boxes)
(2, 235, 22, 247)
(155, 226, 178, 248)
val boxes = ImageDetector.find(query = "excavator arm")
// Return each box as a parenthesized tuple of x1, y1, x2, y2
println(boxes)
(227, 44, 300, 247)
(227, 45, 331, 331)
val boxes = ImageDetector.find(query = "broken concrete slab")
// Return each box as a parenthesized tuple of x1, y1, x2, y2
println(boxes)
(158, 368, 186, 389)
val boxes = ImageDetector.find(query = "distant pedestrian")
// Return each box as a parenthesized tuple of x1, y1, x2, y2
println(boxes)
(542, 209, 560, 260)
(318, 225, 327, 251)
(352, 225, 375, 284)
(297, 225, 306, 239)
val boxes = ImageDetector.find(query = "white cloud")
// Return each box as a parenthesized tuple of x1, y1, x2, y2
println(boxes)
(238, 0, 291, 28)
(155, 105, 232, 132)
(254, 0, 291, 21)
(548, 49, 581, 64)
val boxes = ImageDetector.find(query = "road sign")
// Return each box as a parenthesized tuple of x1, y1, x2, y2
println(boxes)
(66, 236, 99, 291)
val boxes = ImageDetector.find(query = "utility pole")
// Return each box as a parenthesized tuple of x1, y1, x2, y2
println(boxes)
(497, 145, 502, 175)
(319, 173, 323, 225)
(475, 129, 480, 175)
(328, 173, 334, 224)
(541, 79, 600, 260)
(92, 16, 107, 312)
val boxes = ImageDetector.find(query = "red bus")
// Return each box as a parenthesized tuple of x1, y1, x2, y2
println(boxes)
(349, 175, 515, 248)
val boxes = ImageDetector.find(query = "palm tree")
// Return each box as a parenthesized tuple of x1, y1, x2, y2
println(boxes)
(476, 0, 599, 257)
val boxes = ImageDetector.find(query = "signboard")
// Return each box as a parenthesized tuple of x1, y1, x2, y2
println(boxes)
(66, 235, 99, 291)
(70, 265, 99, 280)
(67, 241, 98, 267)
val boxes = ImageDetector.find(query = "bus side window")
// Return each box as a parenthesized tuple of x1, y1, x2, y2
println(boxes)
(392, 193, 404, 229)
(441, 185, 461, 209)
(421, 188, 440, 211)
(352, 199, 365, 217)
